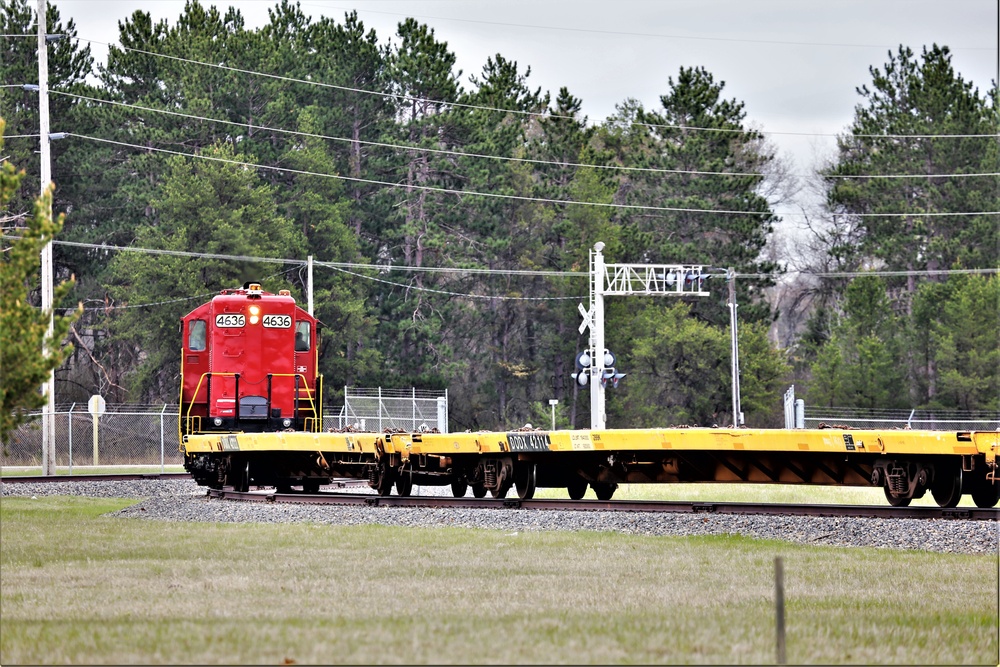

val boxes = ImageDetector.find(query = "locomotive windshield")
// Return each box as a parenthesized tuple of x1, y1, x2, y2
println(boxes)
(295, 321, 310, 352)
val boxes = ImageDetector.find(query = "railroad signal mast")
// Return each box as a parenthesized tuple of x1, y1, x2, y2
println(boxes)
(578, 242, 719, 430)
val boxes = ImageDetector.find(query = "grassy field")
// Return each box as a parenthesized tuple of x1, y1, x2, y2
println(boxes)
(1, 495, 997, 665)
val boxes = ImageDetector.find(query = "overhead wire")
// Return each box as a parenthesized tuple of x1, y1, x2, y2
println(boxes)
(48, 90, 1000, 180)
(64, 133, 1000, 218)
(24, 238, 1000, 280)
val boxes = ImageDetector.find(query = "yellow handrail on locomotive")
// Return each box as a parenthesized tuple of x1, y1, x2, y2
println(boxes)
(265, 372, 323, 432)
(181, 372, 323, 436)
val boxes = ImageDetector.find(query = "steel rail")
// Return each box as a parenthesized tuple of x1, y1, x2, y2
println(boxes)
(207, 488, 1000, 521)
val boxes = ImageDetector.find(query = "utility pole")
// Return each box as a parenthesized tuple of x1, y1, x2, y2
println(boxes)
(37, 0, 56, 475)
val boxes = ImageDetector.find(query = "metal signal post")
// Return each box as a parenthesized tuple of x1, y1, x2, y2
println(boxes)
(580, 242, 714, 430)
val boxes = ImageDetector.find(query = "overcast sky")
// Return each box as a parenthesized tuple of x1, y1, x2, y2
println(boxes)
(48, 0, 1000, 217)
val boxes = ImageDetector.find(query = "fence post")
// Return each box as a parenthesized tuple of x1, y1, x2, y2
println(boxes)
(68, 403, 75, 474)
(775, 556, 786, 664)
(160, 404, 167, 473)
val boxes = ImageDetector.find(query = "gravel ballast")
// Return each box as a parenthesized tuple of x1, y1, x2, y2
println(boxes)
(3, 478, 997, 555)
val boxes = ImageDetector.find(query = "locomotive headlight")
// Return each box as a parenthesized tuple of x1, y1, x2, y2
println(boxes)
(249, 305, 260, 324)
(282, 418, 292, 428)
(213, 417, 223, 427)
(249, 315, 259, 324)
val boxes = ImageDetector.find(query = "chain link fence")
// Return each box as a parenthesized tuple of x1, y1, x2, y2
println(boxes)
(2, 404, 182, 470)
(330, 387, 449, 432)
(3, 388, 450, 469)
(803, 407, 1000, 431)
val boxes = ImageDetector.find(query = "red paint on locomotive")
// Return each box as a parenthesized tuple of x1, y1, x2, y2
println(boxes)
(179, 282, 321, 436)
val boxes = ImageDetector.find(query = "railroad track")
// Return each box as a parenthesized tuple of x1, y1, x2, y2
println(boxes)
(207, 488, 1000, 521)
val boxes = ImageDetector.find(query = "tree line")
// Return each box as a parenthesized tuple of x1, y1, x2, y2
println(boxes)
(2, 0, 996, 434)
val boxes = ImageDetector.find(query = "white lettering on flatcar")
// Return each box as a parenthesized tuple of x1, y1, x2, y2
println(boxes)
(215, 314, 245, 328)
(262, 314, 292, 328)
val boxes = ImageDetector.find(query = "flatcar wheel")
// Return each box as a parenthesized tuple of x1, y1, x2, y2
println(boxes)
(450, 480, 469, 498)
(514, 464, 536, 501)
(591, 482, 617, 501)
(491, 477, 512, 499)
(971, 477, 1000, 508)
(395, 471, 413, 497)
(567, 477, 587, 500)
(230, 461, 250, 493)
(302, 480, 320, 494)
(375, 461, 395, 496)
(883, 486, 911, 507)
(931, 465, 963, 508)
(471, 483, 487, 498)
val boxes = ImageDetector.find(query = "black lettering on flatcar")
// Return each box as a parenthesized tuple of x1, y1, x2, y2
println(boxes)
(507, 433, 552, 452)
(843, 434, 855, 451)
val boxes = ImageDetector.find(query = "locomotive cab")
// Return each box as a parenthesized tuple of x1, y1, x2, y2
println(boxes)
(180, 283, 322, 437)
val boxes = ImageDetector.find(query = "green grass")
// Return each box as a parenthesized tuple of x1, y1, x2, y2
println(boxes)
(1, 496, 996, 664)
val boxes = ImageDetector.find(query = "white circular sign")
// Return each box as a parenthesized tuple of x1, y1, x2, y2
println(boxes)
(88, 395, 107, 417)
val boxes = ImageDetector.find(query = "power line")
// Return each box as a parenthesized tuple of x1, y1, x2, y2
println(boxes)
(323, 264, 585, 301)
(78, 37, 999, 140)
(64, 133, 1000, 218)
(23, 237, 999, 281)
(50, 90, 1000, 180)
(66, 132, 1000, 218)
(65, 132, 784, 216)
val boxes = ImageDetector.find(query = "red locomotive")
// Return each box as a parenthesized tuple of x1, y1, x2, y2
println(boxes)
(179, 282, 322, 437)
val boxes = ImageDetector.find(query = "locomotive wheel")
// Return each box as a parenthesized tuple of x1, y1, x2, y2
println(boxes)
(395, 471, 414, 497)
(931, 465, 963, 508)
(450, 480, 469, 498)
(883, 486, 912, 507)
(471, 483, 487, 498)
(591, 482, 617, 501)
(514, 464, 536, 500)
(567, 477, 588, 500)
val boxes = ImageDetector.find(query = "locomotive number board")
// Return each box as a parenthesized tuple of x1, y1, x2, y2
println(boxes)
(262, 314, 292, 328)
(215, 314, 245, 327)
